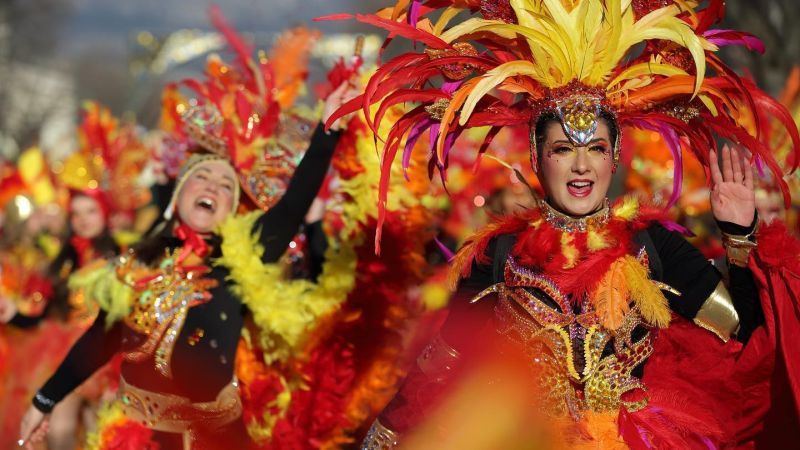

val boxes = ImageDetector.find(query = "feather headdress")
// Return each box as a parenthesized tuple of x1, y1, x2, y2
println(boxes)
(162, 6, 320, 212)
(321, 0, 799, 249)
(60, 101, 151, 216)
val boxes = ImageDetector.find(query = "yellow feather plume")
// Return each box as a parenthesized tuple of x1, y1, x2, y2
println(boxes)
(438, 0, 713, 127)
(560, 233, 579, 269)
(586, 229, 610, 251)
(216, 211, 357, 364)
(593, 257, 630, 330)
(613, 195, 639, 220)
(619, 256, 671, 328)
(68, 261, 135, 328)
(592, 255, 671, 330)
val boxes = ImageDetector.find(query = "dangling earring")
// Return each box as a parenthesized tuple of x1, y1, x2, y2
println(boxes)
(529, 128, 539, 174)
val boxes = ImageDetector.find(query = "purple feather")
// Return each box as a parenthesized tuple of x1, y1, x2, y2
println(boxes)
(441, 80, 463, 95)
(660, 219, 695, 237)
(434, 237, 455, 262)
(408, 0, 422, 27)
(703, 30, 765, 54)
(403, 118, 435, 180)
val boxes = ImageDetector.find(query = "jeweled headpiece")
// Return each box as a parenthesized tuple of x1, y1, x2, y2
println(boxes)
(324, 0, 800, 238)
(161, 7, 320, 213)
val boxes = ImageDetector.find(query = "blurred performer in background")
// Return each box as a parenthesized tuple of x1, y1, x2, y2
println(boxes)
(1, 103, 152, 449)
(15, 11, 356, 449)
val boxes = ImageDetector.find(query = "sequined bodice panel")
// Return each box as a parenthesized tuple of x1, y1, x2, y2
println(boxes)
(492, 256, 652, 418)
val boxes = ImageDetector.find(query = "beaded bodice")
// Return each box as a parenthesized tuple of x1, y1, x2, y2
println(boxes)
(483, 254, 655, 419)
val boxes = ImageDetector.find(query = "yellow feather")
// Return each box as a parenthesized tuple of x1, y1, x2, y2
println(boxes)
(698, 93, 718, 116)
(560, 232, 579, 269)
(440, 18, 516, 43)
(619, 256, 671, 328)
(459, 61, 541, 126)
(607, 62, 689, 91)
(68, 262, 134, 328)
(433, 6, 463, 36)
(613, 196, 639, 220)
(620, 5, 707, 96)
(587, 229, 610, 251)
(542, 0, 578, 70)
(592, 257, 630, 331)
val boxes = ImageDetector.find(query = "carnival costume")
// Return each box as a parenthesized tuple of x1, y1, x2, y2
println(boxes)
(322, 0, 800, 448)
(27, 12, 341, 449)
(29, 9, 443, 449)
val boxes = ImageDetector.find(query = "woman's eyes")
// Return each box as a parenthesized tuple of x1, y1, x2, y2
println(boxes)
(590, 145, 610, 154)
(553, 146, 573, 154)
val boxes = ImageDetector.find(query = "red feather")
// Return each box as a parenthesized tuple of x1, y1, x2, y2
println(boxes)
(374, 89, 449, 131)
(313, 13, 354, 22)
(354, 14, 450, 49)
(209, 5, 254, 71)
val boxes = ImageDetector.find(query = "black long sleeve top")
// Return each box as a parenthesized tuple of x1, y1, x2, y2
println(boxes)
(442, 220, 762, 353)
(33, 124, 339, 413)
(378, 218, 764, 434)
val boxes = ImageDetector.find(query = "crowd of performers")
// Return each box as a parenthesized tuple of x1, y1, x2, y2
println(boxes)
(1, 1, 800, 449)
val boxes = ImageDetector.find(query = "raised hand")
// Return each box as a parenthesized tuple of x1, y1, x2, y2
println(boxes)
(322, 81, 360, 132)
(709, 145, 756, 227)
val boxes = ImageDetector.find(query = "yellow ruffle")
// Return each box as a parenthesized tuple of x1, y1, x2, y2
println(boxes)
(68, 260, 135, 328)
(216, 210, 357, 364)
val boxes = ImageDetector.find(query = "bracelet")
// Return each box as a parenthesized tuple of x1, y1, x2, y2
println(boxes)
(721, 225, 757, 268)
(361, 420, 400, 450)
(33, 391, 56, 413)
(417, 334, 461, 383)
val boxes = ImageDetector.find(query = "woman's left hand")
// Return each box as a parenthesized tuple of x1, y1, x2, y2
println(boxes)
(322, 81, 360, 132)
(709, 145, 756, 227)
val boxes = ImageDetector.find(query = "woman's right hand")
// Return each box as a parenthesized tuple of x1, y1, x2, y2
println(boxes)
(19, 406, 48, 449)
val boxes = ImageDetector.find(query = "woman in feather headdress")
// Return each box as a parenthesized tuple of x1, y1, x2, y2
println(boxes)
(14, 9, 358, 449)
(0, 136, 134, 450)
(322, 0, 800, 448)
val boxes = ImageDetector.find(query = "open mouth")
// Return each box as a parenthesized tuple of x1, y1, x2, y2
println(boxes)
(195, 197, 217, 213)
(566, 180, 594, 198)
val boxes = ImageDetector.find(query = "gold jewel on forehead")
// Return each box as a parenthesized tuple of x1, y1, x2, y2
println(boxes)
(555, 94, 602, 147)
(528, 91, 621, 169)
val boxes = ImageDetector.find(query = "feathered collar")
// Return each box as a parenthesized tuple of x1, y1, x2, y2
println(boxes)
(450, 196, 674, 307)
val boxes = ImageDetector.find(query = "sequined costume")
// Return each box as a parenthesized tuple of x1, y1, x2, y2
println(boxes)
(31, 122, 339, 449)
(325, 0, 800, 447)
(369, 197, 771, 448)
(26, 9, 344, 448)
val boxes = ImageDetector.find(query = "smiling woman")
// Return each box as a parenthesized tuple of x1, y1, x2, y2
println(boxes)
(334, 0, 800, 448)
(173, 159, 239, 235)
(16, 13, 359, 450)
(536, 117, 615, 217)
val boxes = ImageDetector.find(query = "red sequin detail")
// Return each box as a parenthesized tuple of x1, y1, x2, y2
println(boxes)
(632, 0, 672, 20)
(480, 0, 516, 23)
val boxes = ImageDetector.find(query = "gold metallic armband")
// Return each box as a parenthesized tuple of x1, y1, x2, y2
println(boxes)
(361, 420, 400, 450)
(721, 227, 757, 268)
(693, 281, 740, 342)
(417, 334, 461, 383)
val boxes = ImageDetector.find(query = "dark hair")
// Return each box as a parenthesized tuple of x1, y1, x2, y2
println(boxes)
(532, 110, 619, 160)
(132, 217, 221, 267)
(47, 227, 119, 321)
(131, 217, 178, 266)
